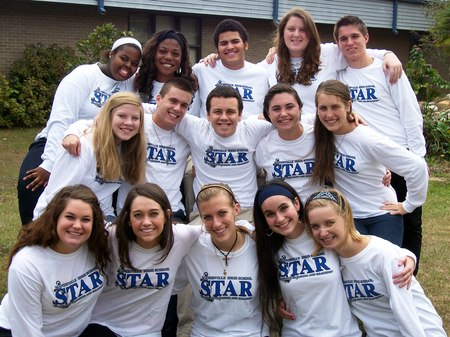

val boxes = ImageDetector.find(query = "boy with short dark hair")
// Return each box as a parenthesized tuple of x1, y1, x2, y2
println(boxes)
(192, 19, 270, 119)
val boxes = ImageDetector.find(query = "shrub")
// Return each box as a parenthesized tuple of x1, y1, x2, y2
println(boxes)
(423, 104, 450, 160)
(0, 23, 134, 128)
(0, 75, 24, 128)
(76, 23, 134, 64)
(6, 43, 81, 127)
(405, 46, 449, 102)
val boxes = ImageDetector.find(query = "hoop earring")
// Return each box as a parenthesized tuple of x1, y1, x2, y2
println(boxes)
(177, 67, 182, 75)
(265, 228, 274, 237)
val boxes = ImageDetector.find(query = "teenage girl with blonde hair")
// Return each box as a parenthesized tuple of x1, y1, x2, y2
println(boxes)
(176, 184, 268, 336)
(304, 188, 446, 337)
(34, 92, 147, 220)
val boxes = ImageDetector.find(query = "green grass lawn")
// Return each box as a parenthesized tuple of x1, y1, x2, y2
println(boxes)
(0, 127, 448, 334)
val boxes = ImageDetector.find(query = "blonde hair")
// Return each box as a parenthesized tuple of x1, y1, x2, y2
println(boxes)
(93, 92, 146, 184)
(196, 183, 238, 210)
(304, 188, 363, 255)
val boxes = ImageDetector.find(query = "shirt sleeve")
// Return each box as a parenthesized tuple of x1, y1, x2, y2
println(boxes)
(40, 68, 94, 173)
(381, 256, 427, 337)
(388, 72, 426, 157)
(33, 138, 92, 218)
(367, 131, 428, 213)
(63, 119, 94, 138)
(172, 257, 189, 295)
(8, 262, 45, 337)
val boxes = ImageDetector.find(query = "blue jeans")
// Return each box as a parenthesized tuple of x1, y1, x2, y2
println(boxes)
(391, 171, 422, 276)
(355, 213, 404, 246)
(17, 137, 46, 225)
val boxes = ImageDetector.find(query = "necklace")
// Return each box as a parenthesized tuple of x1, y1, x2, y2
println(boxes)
(212, 231, 239, 276)
(335, 132, 348, 152)
(151, 120, 173, 165)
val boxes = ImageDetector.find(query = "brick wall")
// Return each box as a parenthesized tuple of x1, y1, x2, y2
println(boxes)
(1, 1, 411, 77)
(0, 1, 128, 75)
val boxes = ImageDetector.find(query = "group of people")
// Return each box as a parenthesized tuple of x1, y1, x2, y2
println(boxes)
(1, 5, 445, 337)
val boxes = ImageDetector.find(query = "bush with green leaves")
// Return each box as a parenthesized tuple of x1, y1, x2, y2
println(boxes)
(405, 45, 449, 159)
(0, 75, 24, 128)
(1, 43, 80, 127)
(422, 104, 450, 160)
(0, 23, 134, 128)
(77, 22, 134, 64)
(405, 46, 449, 102)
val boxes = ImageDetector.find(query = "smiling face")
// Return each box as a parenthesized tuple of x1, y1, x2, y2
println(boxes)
(108, 45, 141, 81)
(217, 31, 248, 70)
(111, 103, 141, 144)
(53, 199, 93, 254)
(336, 25, 369, 65)
(307, 204, 348, 254)
(283, 16, 310, 58)
(261, 195, 303, 239)
(129, 195, 167, 249)
(316, 93, 354, 135)
(154, 86, 192, 130)
(207, 96, 242, 137)
(155, 38, 183, 82)
(267, 92, 302, 139)
(199, 193, 240, 248)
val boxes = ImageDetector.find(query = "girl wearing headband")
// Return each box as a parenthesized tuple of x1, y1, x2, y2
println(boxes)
(17, 36, 142, 225)
(253, 179, 415, 336)
(175, 183, 268, 336)
(304, 188, 446, 337)
(136, 30, 197, 104)
(312, 79, 428, 246)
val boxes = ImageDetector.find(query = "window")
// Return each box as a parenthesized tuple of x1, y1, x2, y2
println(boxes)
(129, 14, 201, 63)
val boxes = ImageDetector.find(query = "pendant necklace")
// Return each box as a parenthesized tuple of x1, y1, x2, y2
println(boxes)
(152, 121, 173, 165)
(212, 231, 239, 276)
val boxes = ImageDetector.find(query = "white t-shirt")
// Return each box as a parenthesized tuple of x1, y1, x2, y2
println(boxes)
(192, 60, 270, 119)
(176, 228, 268, 337)
(255, 122, 321, 204)
(337, 58, 426, 157)
(340, 236, 446, 337)
(0, 245, 105, 337)
(260, 43, 344, 117)
(34, 132, 121, 218)
(175, 114, 273, 209)
(277, 230, 361, 337)
(90, 224, 201, 336)
(333, 125, 428, 217)
(117, 114, 191, 214)
(36, 63, 136, 173)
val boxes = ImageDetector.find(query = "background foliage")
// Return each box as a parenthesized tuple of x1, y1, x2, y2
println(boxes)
(404, 1, 450, 160)
(0, 24, 133, 128)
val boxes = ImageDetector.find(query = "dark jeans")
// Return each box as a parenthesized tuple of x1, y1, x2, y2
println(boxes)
(162, 294, 179, 337)
(391, 171, 422, 275)
(355, 213, 404, 247)
(79, 323, 116, 337)
(0, 327, 11, 337)
(17, 137, 46, 225)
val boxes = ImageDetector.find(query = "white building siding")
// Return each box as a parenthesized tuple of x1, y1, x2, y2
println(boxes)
(33, 0, 432, 31)
(277, 0, 431, 31)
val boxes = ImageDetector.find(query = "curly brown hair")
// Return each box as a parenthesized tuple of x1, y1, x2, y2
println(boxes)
(135, 30, 196, 102)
